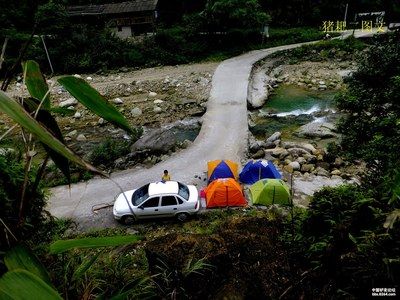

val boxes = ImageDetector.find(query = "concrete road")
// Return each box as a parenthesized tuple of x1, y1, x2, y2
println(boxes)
(48, 31, 377, 228)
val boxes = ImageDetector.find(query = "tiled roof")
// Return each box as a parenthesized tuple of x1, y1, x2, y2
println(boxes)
(67, 0, 158, 16)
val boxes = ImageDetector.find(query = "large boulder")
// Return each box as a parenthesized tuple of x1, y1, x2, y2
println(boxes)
(131, 123, 198, 154)
(281, 142, 317, 154)
(295, 122, 337, 138)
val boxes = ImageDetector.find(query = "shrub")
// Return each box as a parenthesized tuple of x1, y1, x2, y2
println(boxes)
(89, 139, 132, 167)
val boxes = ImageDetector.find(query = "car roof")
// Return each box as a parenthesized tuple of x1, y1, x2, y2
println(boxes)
(148, 181, 179, 196)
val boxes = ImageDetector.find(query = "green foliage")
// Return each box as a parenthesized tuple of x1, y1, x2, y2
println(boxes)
(0, 153, 46, 248)
(0, 269, 62, 300)
(49, 235, 143, 254)
(89, 138, 133, 167)
(276, 35, 366, 62)
(4, 245, 52, 285)
(0, 91, 102, 175)
(58, 76, 134, 134)
(24, 60, 50, 109)
(202, 0, 270, 31)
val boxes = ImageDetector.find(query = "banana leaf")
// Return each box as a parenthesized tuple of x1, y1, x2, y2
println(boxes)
(24, 60, 50, 110)
(23, 98, 70, 183)
(0, 91, 104, 176)
(4, 245, 52, 285)
(58, 76, 133, 134)
(0, 270, 62, 300)
(50, 235, 142, 254)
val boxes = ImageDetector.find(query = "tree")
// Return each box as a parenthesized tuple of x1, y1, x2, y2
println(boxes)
(201, 0, 270, 32)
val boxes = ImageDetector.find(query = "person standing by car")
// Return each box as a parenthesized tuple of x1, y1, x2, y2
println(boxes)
(161, 170, 171, 182)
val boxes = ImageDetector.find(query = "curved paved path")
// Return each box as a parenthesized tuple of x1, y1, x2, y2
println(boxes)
(48, 31, 374, 227)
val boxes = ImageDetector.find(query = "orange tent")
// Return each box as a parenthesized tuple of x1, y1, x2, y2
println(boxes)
(204, 178, 247, 208)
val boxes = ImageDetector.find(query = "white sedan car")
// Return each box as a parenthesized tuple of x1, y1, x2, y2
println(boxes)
(113, 181, 200, 224)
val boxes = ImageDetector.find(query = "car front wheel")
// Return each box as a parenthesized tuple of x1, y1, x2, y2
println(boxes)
(176, 212, 189, 222)
(120, 215, 136, 225)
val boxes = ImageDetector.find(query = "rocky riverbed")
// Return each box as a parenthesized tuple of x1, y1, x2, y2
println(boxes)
(246, 57, 362, 206)
(1, 62, 217, 178)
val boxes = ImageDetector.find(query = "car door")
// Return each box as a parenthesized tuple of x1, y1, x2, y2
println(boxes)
(159, 195, 179, 217)
(135, 196, 160, 219)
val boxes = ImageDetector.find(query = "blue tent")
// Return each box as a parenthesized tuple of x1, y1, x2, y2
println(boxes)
(239, 160, 281, 184)
(207, 160, 238, 183)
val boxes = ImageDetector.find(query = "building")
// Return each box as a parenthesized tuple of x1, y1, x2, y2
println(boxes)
(67, 0, 159, 39)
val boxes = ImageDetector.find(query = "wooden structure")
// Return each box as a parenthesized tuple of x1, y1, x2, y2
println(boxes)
(67, 0, 159, 38)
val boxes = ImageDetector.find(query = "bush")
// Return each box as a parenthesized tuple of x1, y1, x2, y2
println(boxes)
(89, 139, 132, 167)
(0, 152, 48, 249)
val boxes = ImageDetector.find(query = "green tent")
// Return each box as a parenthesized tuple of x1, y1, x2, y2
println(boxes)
(250, 179, 291, 206)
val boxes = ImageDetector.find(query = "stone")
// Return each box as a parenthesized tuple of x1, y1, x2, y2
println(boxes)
(319, 84, 327, 90)
(252, 149, 265, 159)
(74, 112, 81, 119)
(86, 76, 93, 81)
(316, 161, 330, 170)
(296, 157, 306, 165)
(66, 130, 78, 138)
(153, 106, 162, 114)
(265, 141, 276, 149)
(287, 148, 310, 158)
(283, 165, 294, 173)
(181, 139, 192, 149)
(289, 161, 301, 171)
(76, 134, 87, 141)
(295, 122, 337, 138)
(316, 167, 330, 177)
(153, 99, 164, 104)
(113, 98, 124, 105)
(270, 147, 289, 159)
(281, 142, 317, 154)
(73, 74, 82, 78)
(266, 131, 281, 143)
(149, 91, 157, 98)
(67, 106, 75, 111)
(331, 169, 341, 176)
(98, 118, 105, 125)
(131, 107, 142, 117)
(301, 164, 315, 172)
(59, 98, 78, 108)
(333, 157, 344, 167)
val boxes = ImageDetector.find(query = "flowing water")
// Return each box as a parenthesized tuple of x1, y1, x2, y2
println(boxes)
(250, 85, 338, 139)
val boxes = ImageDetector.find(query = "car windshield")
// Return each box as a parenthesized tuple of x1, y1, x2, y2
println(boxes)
(131, 184, 149, 206)
(178, 182, 189, 200)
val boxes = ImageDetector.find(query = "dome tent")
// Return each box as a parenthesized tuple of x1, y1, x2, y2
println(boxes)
(207, 160, 238, 183)
(250, 179, 291, 206)
(205, 178, 247, 208)
(239, 160, 281, 184)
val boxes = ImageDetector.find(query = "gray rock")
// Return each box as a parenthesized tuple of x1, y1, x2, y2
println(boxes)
(301, 164, 315, 172)
(287, 147, 310, 158)
(266, 131, 281, 143)
(296, 157, 307, 165)
(295, 122, 337, 138)
(131, 107, 142, 117)
(270, 147, 289, 159)
(333, 157, 344, 167)
(113, 98, 124, 105)
(181, 139, 192, 149)
(98, 118, 105, 125)
(282, 142, 317, 154)
(59, 98, 78, 108)
(74, 112, 81, 119)
(149, 91, 157, 98)
(66, 130, 78, 138)
(153, 106, 162, 114)
(331, 169, 341, 176)
(153, 99, 164, 104)
(316, 167, 330, 177)
(252, 149, 265, 159)
(76, 134, 87, 141)
(289, 161, 301, 171)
